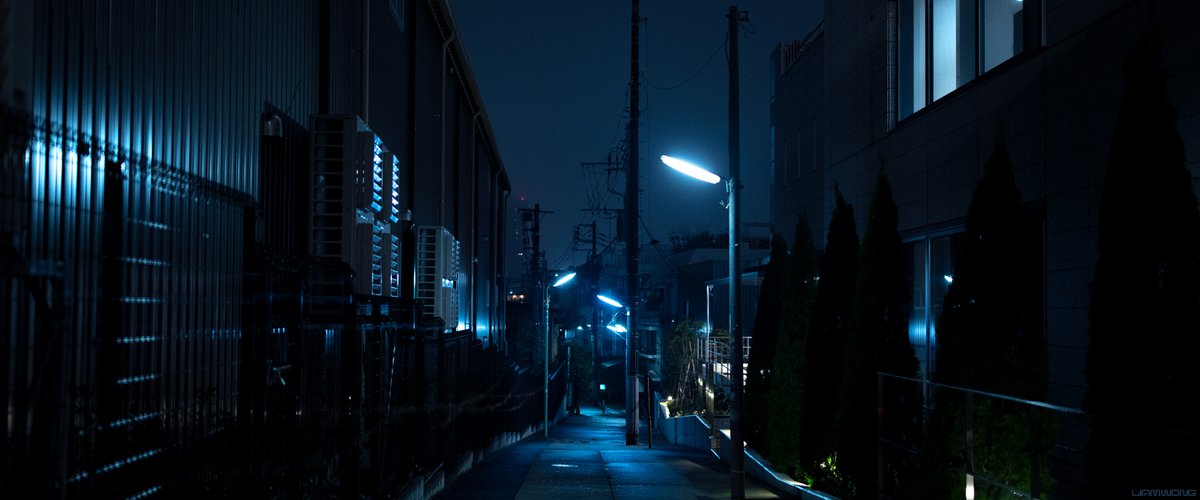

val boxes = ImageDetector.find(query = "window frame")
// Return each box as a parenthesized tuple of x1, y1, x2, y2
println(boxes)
(902, 225, 964, 405)
(895, 0, 1044, 121)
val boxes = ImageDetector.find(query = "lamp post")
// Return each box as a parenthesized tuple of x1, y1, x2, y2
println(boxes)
(661, 154, 742, 494)
(656, 7, 746, 498)
(663, 155, 744, 499)
(597, 293, 635, 440)
(545, 272, 577, 437)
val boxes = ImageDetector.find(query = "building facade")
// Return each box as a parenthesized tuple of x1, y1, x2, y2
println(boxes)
(774, 0, 1199, 412)
(1, 0, 514, 497)
(771, 0, 1199, 494)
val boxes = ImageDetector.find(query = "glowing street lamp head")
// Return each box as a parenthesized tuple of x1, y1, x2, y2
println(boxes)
(596, 294, 624, 308)
(661, 155, 721, 185)
(606, 323, 628, 334)
(553, 272, 577, 287)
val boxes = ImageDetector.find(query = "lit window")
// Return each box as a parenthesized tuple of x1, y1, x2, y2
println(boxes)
(903, 231, 962, 398)
(900, 0, 1031, 118)
(982, 0, 1026, 72)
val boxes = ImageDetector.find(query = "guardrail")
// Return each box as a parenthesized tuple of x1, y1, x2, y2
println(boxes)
(654, 393, 838, 499)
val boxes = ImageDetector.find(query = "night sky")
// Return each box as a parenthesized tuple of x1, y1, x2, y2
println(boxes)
(451, 1, 823, 270)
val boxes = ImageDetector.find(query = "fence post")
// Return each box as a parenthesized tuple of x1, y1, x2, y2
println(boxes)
(965, 392, 975, 499)
(1030, 405, 1041, 499)
(647, 375, 653, 449)
(877, 372, 884, 500)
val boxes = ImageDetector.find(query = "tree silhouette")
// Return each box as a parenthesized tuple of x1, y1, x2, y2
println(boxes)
(1087, 21, 1200, 494)
(918, 129, 1052, 498)
(767, 215, 818, 478)
(745, 232, 788, 455)
(802, 186, 858, 477)
(838, 171, 919, 498)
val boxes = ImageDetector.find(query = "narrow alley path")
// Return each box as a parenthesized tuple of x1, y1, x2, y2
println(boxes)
(436, 405, 781, 499)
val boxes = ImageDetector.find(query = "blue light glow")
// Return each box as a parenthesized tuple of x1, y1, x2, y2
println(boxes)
(97, 448, 161, 475)
(116, 336, 160, 344)
(116, 374, 159, 385)
(553, 272, 577, 287)
(119, 296, 162, 304)
(596, 294, 623, 308)
(128, 485, 162, 500)
(121, 257, 170, 267)
(661, 155, 721, 185)
(132, 219, 170, 231)
(932, 0, 958, 99)
(107, 411, 162, 429)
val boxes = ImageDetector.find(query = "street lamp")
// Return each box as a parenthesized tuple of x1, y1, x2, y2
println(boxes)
(596, 294, 624, 308)
(664, 151, 744, 497)
(660, 155, 721, 185)
(545, 271, 577, 437)
(657, 6, 747, 497)
(596, 293, 636, 441)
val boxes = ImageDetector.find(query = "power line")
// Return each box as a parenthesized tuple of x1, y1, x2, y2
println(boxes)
(642, 32, 728, 91)
(638, 213, 678, 273)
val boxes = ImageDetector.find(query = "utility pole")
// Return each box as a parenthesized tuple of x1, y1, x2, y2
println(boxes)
(589, 221, 599, 393)
(625, 0, 641, 447)
(727, 5, 746, 498)
(518, 204, 553, 368)
(575, 221, 603, 393)
(519, 203, 555, 437)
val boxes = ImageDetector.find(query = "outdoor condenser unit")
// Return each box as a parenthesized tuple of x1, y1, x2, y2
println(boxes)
(310, 115, 403, 298)
(416, 226, 463, 331)
(383, 152, 402, 298)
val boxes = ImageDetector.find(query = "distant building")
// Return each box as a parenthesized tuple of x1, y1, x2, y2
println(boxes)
(642, 227, 769, 392)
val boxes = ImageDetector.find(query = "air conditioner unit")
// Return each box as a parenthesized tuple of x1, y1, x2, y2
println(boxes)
(309, 115, 399, 297)
(382, 152, 402, 298)
(416, 226, 462, 330)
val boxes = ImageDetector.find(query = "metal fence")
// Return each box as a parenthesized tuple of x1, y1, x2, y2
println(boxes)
(1, 111, 555, 498)
(700, 333, 751, 395)
(2, 111, 253, 498)
(877, 373, 1094, 499)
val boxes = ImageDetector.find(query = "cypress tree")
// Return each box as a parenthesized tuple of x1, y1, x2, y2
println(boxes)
(745, 232, 789, 455)
(938, 129, 1040, 394)
(1087, 21, 1200, 493)
(802, 186, 858, 478)
(838, 171, 919, 498)
(920, 129, 1053, 498)
(767, 215, 818, 478)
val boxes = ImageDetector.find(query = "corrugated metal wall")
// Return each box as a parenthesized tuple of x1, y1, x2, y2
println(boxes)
(2, 1, 321, 497)
(1, 0, 514, 496)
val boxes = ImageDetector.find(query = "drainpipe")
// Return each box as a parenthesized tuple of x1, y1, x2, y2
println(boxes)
(440, 30, 456, 228)
(470, 110, 482, 336)
(360, 0, 371, 121)
(501, 185, 511, 354)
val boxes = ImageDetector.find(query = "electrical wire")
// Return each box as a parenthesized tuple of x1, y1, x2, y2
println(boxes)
(639, 213, 678, 273)
(642, 33, 728, 92)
